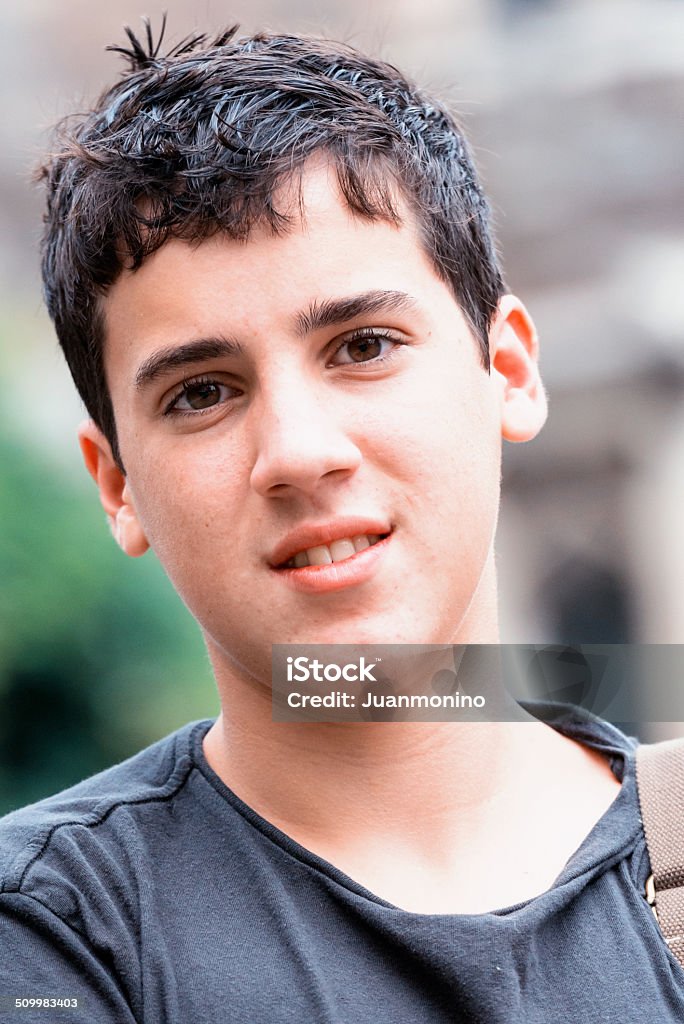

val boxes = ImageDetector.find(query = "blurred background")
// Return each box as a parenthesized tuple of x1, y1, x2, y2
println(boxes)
(1, 0, 682, 813)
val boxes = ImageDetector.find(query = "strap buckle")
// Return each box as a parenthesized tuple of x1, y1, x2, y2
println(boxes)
(645, 873, 659, 920)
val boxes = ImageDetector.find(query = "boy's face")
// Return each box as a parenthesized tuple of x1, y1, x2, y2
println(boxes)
(84, 163, 544, 682)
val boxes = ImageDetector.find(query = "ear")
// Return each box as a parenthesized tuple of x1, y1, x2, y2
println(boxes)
(489, 294, 548, 443)
(78, 420, 149, 557)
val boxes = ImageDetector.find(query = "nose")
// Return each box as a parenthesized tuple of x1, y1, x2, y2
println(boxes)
(249, 385, 363, 498)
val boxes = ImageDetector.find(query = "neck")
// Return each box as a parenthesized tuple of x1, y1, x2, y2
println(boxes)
(207, 705, 525, 824)
(203, 644, 531, 858)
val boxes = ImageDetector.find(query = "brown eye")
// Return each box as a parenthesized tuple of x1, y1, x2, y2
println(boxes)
(166, 379, 237, 416)
(182, 382, 222, 409)
(346, 336, 383, 362)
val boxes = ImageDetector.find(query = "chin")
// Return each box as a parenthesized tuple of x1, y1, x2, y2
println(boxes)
(303, 620, 434, 647)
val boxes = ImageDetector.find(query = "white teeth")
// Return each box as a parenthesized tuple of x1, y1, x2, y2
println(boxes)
(306, 545, 333, 566)
(284, 532, 385, 568)
(329, 538, 356, 562)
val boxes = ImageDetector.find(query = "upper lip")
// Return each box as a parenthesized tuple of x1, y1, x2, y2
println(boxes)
(269, 517, 392, 568)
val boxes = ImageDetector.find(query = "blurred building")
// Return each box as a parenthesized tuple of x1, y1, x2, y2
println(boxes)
(468, 2, 684, 652)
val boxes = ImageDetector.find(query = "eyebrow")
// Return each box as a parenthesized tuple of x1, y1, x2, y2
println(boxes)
(134, 290, 419, 390)
(135, 337, 242, 390)
(293, 290, 419, 336)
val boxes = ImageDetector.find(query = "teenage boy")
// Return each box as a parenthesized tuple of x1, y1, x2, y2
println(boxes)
(1, 25, 681, 1023)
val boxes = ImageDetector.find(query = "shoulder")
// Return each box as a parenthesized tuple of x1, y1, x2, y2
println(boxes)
(0, 720, 214, 1017)
(0, 719, 212, 910)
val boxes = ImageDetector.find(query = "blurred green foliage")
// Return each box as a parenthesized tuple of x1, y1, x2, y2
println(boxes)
(0, 428, 217, 816)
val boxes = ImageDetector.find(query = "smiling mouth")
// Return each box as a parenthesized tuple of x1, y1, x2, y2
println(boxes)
(279, 533, 389, 570)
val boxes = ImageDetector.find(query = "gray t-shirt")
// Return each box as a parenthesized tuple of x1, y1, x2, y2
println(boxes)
(1, 708, 683, 1022)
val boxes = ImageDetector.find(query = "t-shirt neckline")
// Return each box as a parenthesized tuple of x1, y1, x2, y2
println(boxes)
(187, 706, 643, 920)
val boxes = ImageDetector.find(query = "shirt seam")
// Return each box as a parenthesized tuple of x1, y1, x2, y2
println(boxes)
(3, 739, 200, 896)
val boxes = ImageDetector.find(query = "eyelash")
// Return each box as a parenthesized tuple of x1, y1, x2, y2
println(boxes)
(163, 328, 405, 417)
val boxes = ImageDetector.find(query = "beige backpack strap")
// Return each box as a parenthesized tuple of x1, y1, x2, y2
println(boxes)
(636, 739, 684, 967)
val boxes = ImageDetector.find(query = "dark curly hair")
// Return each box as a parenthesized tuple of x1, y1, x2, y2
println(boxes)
(39, 19, 505, 468)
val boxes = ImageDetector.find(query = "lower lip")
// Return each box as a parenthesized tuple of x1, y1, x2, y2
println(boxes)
(273, 533, 392, 594)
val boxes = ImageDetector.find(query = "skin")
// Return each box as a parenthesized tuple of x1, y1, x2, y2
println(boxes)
(80, 162, 621, 913)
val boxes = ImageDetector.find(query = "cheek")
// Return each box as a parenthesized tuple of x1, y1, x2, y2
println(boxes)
(124, 447, 250, 575)
(362, 363, 501, 507)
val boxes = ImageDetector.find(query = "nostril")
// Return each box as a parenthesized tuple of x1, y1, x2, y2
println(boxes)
(249, 432, 363, 498)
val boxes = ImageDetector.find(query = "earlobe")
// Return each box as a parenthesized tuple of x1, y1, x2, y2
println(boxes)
(77, 420, 149, 558)
(489, 295, 548, 443)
